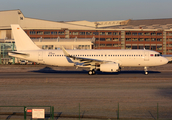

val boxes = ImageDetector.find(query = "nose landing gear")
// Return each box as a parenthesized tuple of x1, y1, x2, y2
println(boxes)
(144, 67, 148, 75)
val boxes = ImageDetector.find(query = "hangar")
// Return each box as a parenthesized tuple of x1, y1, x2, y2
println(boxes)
(0, 9, 172, 64)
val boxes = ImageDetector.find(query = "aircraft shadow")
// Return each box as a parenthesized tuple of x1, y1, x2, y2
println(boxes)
(30, 67, 161, 75)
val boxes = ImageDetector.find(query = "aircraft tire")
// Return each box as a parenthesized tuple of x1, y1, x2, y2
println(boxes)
(145, 71, 148, 75)
(92, 70, 96, 75)
(88, 70, 96, 75)
(88, 70, 93, 75)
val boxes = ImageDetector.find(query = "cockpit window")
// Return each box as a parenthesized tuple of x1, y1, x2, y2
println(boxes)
(155, 54, 161, 57)
(150, 54, 161, 57)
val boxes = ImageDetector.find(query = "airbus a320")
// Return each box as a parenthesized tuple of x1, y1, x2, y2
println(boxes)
(8, 25, 168, 75)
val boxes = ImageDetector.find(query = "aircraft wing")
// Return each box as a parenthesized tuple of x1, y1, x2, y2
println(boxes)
(62, 46, 112, 66)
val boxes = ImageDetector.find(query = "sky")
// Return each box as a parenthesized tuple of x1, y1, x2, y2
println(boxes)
(1, 0, 172, 22)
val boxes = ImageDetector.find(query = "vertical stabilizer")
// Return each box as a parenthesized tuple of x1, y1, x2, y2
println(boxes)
(11, 24, 41, 51)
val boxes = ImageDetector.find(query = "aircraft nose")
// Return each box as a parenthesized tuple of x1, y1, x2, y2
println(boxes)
(162, 57, 168, 65)
(165, 58, 169, 64)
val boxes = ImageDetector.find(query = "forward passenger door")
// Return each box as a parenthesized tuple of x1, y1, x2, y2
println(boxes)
(144, 51, 149, 61)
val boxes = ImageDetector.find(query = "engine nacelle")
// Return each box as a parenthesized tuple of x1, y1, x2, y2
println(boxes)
(100, 63, 119, 72)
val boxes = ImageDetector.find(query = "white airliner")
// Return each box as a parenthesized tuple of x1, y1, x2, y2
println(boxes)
(8, 24, 168, 75)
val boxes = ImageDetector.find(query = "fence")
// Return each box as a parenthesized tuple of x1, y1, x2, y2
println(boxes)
(0, 103, 171, 120)
(0, 106, 54, 120)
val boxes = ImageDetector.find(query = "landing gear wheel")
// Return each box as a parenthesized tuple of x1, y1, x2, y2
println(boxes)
(88, 70, 93, 75)
(88, 70, 96, 75)
(144, 67, 148, 75)
(145, 71, 148, 75)
(92, 70, 96, 75)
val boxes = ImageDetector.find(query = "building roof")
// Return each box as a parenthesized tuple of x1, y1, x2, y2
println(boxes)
(1, 9, 172, 31)
(127, 18, 172, 26)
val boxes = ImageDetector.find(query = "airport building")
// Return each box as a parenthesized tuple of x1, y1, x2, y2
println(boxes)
(0, 9, 172, 64)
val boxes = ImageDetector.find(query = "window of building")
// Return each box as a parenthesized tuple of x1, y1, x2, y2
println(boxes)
(106, 38, 112, 41)
(139, 45, 144, 49)
(42, 45, 47, 49)
(113, 38, 118, 41)
(132, 45, 137, 49)
(168, 38, 172, 41)
(106, 44, 112, 47)
(58, 31, 64, 35)
(144, 32, 150, 35)
(132, 38, 137, 41)
(79, 32, 85, 35)
(151, 32, 156, 36)
(126, 44, 131, 49)
(100, 32, 105, 35)
(151, 45, 156, 50)
(37, 31, 43, 35)
(51, 31, 57, 35)
(30, 37, 37, 39)
(126, 32, 131, 35)
(106, 32, 112, 35)
(100, 38, 105, 41)
(151, 38, 156, 41)
(157, 38, 162, 41)
(157, 45, 162, 50)
(126, 38, 131, 41)
(157, 33, 162, 36)
(145, 45, 150, 49)
(44, 31, 50, 35)
(169, 50, 172, 53)
(145, 38, 150, 41)
(138, 38, 144, 41)
(169, 44, 172, 47)
(132, 32, 137, 35)
(20, 17, 23, 20)
(78, 45, 82, 49)
(168, 33, 172, 36)
(73, 32, 78, 35)
(30, 31, 36, 35)
(113, 44, 118, 47)
(113, 32, 120, 35)
(86, 32, 92, 35)
(44, 45, 53, 49)
(95, 44, 99, 47)
(95, 38, 99, 41)
(138, 32, 144, 35)
(100, 44, 105, 47)
(93, 32, 99, 35)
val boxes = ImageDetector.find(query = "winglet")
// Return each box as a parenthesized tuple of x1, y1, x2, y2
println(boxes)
(61, 46, 70, 57)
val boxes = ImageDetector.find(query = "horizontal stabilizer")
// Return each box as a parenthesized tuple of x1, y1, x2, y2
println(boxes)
(8, 51, 29, 57)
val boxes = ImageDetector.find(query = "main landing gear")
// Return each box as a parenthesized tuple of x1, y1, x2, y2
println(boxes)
(144, 66, 148, 75)
(88, 69, 96, 75)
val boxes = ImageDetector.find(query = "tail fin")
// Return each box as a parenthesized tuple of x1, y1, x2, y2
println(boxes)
(11, 24, 41, 51)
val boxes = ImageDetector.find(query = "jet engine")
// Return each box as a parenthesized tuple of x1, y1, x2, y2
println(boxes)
(99, 63, 119, 72)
